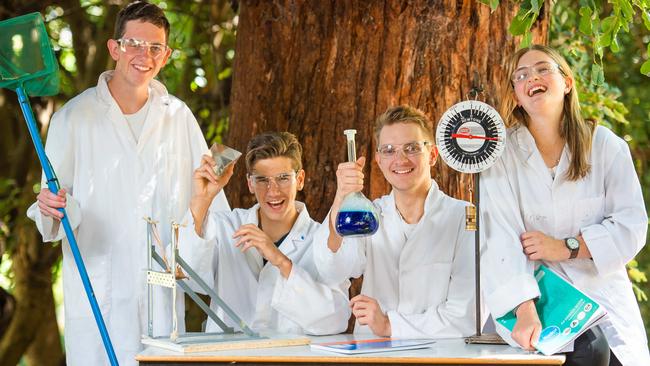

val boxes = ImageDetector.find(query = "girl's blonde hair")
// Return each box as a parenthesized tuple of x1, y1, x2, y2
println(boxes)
(500, 44, 595, 180)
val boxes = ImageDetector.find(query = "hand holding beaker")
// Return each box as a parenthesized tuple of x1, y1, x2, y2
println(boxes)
(330, 156, 365, 228)
(334, 156, 366, 200)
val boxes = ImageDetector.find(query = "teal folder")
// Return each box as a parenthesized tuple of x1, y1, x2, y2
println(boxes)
(496, 265, 606, 355)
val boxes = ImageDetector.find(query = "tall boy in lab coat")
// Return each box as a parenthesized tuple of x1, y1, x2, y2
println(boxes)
(179, 132, 350, 335)
(313, 105, 484, 338)
(27, 1, 229, 365)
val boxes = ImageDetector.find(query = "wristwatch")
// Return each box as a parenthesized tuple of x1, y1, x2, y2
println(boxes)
(565, 237, 580, 259)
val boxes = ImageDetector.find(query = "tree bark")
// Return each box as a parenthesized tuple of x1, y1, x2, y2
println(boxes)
(227, 0, 549, 221)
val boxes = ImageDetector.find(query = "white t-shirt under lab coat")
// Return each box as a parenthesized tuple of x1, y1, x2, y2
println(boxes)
(313, 180, 484, 338)
(481, 124, 649, 365)
(27, 71, 230, 366)
(178, 202, 350, 335)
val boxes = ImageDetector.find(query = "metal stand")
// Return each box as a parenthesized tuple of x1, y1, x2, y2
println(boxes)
(465, 173, 507, 345)
(144, 218, 261, 346)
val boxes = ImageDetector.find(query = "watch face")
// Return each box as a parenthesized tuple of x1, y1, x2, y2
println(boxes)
(566, 237, 580, 250)
(436, 100, 506, 173)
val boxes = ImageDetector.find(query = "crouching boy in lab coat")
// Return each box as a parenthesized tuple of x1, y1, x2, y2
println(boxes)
(179, 132, 350, 335)
(313, 105, 486, 338)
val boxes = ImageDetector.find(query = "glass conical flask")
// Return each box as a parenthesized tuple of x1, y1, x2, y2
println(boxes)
(335, 129, 380, 237)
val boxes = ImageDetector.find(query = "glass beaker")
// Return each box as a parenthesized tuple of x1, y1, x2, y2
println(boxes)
(335, 129, 379, 237)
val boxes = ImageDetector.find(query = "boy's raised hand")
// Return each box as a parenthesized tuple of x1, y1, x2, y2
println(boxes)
(190, 154, 235, 236)
(193, 154, 235, 201)
(326, 156, 366, 252)
(330, 156, 365, 225)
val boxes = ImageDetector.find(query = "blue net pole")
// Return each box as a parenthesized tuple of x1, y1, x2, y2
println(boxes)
(17, 85, 119, 366)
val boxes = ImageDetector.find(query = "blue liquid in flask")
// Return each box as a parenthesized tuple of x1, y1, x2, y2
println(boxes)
(335, 129, 380, 237)
(336, 209, 379, 236)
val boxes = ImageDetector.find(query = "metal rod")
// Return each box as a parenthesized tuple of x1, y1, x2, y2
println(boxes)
(17, 86, 118, 365)
(170, 223, 178, 341)
(475, 172, 482, 336)
(146, 219, 154, 337)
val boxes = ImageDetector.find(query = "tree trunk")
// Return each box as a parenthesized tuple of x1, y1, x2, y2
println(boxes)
(227, 0, 549, 221)
(0, 196, 62, 366)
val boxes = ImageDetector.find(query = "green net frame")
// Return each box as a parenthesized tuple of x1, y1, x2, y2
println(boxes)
(0, 12, 59, 96)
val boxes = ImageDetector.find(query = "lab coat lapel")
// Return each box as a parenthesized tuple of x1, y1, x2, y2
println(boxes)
(513, 126, 553, 190)
(381, 193, 408, 251)
(277, 202, 311, 261)
(400, 181, 443, 262)
(551, 145, 570, 189)
(138, 79, 170, 154)
(97, 71, 138, 152)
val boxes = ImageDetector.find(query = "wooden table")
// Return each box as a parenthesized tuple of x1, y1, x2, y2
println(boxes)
(137, 334, 565, 365)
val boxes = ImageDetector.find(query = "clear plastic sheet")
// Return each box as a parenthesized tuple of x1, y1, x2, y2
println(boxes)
(210, 143, 242, 176)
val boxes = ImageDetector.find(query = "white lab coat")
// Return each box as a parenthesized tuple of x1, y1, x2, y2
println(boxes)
(480, 124, 649, 365)
(27, 71, 230, 366)
(177, 202, 350, 335)
(313, 181, 484, 338)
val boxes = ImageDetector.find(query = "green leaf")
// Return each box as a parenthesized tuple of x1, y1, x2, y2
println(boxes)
(640, 60, 650, 76)
(489, 0, 499, 11)
(578, 6, 593, 35)
(619, 0, 634, 21)
(520, 32, 532, 48)
(508, 4, 538, 36)
(601, 16, 617, 34)
(591, 63, 605, 85)
(530, 0, 539, 11)
(509, 11, 530, 35)
(611, 35, 620, 53)
(593, 33, 604, 59)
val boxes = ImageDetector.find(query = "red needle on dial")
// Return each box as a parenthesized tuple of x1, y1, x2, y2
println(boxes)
(451, 133, 499, 141)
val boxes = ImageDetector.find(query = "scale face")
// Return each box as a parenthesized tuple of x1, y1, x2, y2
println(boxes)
(436, 100, 506, 173)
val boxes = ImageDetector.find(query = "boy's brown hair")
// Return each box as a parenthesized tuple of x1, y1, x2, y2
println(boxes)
(373, 105, 434, 144)
(245, 132, 303, 173)
(114, 1, 170, 41)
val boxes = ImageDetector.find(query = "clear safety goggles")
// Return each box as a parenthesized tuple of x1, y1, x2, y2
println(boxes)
(377, 141, 431, 159)
(248, 171, 297, 190)
(511, 61, 563, 84)
(116, 38, 169, 59)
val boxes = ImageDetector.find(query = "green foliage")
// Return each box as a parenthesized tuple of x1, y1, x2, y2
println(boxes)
(154, 0, 237, 144)
(482, 0, 650, 83)
(508, 0, 545, 48)
(629, 260, 648, 302)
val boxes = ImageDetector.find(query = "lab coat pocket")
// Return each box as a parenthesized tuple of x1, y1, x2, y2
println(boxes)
(401, 261, 452, 312)
(573, 195, 605, 227)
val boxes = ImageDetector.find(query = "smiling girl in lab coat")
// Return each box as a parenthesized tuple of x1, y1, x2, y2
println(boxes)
(481, 45, 649, 366)
(178, 132, 350, 335)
